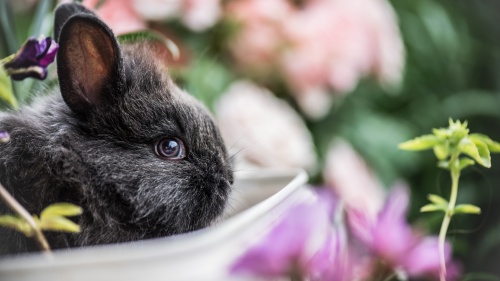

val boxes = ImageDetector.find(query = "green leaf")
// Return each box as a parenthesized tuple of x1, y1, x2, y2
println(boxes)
(0, 67, 18, 108)
(453, 204, 481, 215)
(117, 30, 180, 61)
(40, 203, 83, 219)
(472, 138, 491, 168)
(433, 143, 449, 160)
(94, 0, 107, 9)
(421, 204, 446, 213)
(28, 0, 53, 37)
(459, 137, 491, 168)
(38, 216, 81, 233)
(0, 1, 19, 54)
(398, 134, 442, 151)
(470, 133, 500, 153)
(461, 272, 500, 281)
(427, 194, 448, 206)
(432, 128, 450, 139)
(182, 56, 235, 111)
(437, 160, 449, 169)
(449, 119, 469, 141)
(448, 118, 454, 127)
(0, 215, 32, 236)
(458, 157, 475, 170)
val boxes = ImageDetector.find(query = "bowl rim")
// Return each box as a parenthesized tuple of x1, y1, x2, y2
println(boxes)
(0, 168, 308, 271)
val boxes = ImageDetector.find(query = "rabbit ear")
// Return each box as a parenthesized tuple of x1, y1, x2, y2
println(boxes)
(56, 13, 126, 116)
(54, 3, 95, 42)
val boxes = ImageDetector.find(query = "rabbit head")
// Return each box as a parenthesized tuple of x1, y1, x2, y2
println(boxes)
(45, 3, 234, 246)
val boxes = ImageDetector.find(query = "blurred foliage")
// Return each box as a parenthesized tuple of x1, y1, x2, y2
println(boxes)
(2, 0, 500, 277)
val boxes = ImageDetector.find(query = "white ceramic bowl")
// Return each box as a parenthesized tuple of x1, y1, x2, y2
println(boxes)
(0, 169, 310, 281)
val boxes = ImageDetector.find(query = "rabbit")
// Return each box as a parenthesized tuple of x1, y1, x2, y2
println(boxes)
(0, 3, 233, 255)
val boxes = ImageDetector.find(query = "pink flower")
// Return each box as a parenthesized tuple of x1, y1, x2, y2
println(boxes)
(226, 0, 293, 74)
(182, 0, 222, 32)
(80, 0, 221, 33)
(348, 185, 461, 280)
(132, 0, 222, 32)
(216, 80, 316, 170)
(226, 0, 405, 118)
(230, 188, 347, 280)
(82, 0, 146, 34)
(323, 139, 386, 221)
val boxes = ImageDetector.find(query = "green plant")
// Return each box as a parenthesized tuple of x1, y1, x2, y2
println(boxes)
(0, 183, 82, 254)
(399, 118, 500, 281)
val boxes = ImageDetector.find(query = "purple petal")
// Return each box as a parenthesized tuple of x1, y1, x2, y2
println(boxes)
(308, 231, 338, 277)
(230, 244, 294, 277)
(313, 187, 341, 222)
(3, 36, 58, 81)
(0, 131, 9, 143)
(36, 37, 50, 59)
(402, 237, 454, 278)
(347, 209, 374, 246)
(39, 39, 58, 67)
(231, 188, 337, 279)
(378, 184, 409, 223)
(231, 204, 318, 277)
(370, 185, 415, 259)
(347, 184, 461, 280)
(349, 185, 425, 269)
(23, 37, 41, 58)
(4, 38, 39, 69)
(373, 214, 415, 264)
(309, 226, 354, 281)
(372, 219, 415, 265)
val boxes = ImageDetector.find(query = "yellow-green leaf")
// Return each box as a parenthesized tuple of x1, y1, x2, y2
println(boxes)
(486, 140, 500, 153)
(437, 160, 449, 169)
(472, 138, 491, 168)
(458, 157, 475, 170)
(448, 118, 455, 127)
(453, 204, 481, 215)
(0, 67, 18, 109)
(433, 144, 449, 160)
(427, 194, 448, 206)
(421, 204, 446, 213)
(398, 135, 442, 151)
(470, 133, 500, 153)
(39, 216, 81, 233)
(459, 137, 491, 168)
(432, 128, 450, 139)
(40, 203, 83, 219)
(0, 215, 32, 236)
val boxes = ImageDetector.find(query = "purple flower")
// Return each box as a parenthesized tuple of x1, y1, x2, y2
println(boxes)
(230, 188, 348, 280)
(0, 131, 9, 143)
(348, 185, 460, 280)
(2, 36, 58, 81)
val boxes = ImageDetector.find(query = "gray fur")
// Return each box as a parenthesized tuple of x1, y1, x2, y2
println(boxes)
(0, 4, 233, 255)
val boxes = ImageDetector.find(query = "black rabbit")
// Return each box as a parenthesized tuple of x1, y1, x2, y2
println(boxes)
(0, 3, 233, 255)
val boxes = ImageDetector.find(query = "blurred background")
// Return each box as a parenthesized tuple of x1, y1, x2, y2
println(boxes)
(1, 0, 500, 278)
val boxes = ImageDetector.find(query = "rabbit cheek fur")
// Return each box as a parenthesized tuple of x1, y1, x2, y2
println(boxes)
(0, 3, 233, 255)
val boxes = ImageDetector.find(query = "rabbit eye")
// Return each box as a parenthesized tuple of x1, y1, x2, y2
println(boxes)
(155, 138, 186, 159)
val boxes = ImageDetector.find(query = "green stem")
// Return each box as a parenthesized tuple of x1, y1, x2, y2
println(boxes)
(438, 165, 460, 281)
(0, 54, 15, 65)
